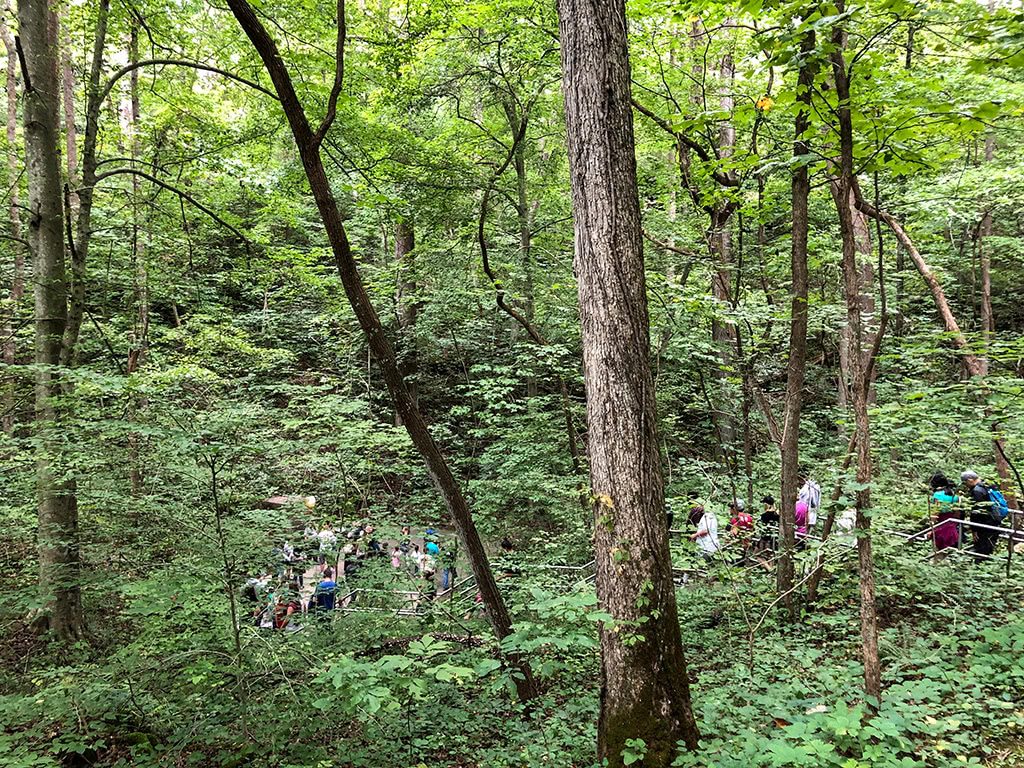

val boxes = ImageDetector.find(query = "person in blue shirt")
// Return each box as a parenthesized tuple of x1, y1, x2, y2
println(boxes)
(312, 568, 336, 613)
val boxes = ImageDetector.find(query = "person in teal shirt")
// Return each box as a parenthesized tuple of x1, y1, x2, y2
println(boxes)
(929, 472, 961, 552)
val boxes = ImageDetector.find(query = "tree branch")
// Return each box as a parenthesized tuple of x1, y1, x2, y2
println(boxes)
(312, 0, 345, 147)
(98, 59, 278, 108)
(642, 230, 699, 259)
(91, 168, 250, 248)
(478, 108, 544, 345)
(13, 34, 29, 93)
(851, 178, 982, 376)
(631, 97, 739, 188)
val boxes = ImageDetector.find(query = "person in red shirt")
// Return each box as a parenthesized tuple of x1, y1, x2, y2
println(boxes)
(729, 499, 754, 564)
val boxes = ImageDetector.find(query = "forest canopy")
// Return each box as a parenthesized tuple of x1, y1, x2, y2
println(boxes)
(1, 0, 1023, 766)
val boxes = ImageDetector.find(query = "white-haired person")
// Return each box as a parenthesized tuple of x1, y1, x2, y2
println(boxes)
(961, 470, 1001, 559)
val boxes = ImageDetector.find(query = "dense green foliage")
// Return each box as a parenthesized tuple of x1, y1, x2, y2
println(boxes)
(1, 0, 1023, 765)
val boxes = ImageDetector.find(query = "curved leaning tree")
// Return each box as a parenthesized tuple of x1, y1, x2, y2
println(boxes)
(221, 0, 537, 703)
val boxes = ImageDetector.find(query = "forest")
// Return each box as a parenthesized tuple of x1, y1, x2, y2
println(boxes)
(1, 0, 1023, 765)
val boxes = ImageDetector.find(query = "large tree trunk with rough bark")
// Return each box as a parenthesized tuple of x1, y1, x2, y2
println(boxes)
(778, 26, 817, 618)
(557, 0, 700, 763)
(20, 0, 85, 639)
(225, 0, 536, 703)
(1, 2, 23, 435)
(832, 18, 882, 703)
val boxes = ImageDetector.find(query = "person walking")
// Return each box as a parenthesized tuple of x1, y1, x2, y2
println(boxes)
(758, 495, 779, 553)
(440, 543, 458, 591)
(317, 522, 338, 568)
(794, 501, 809, 548)
(690, 504, 720, 563)
(928, 472, 961, 554)
(728, 499, 754, 564)
(798, 470, 822, 533)
(962, 470, 1002, 559)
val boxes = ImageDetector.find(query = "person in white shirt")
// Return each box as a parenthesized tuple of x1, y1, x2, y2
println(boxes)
(317, 522, 338, 567)
(798, 472, 822, 530)
(690, 505, 720, 561)
(836, 507, 857, 534)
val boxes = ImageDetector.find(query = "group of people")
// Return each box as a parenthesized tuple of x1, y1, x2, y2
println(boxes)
(242, 572, 305, 631)
(928, 470, 1011, 559)
(243, 518, 462, 629)
(682, 467, 1014, 568)
(389, 526, 459, 596)
(686, 474, 825, 564)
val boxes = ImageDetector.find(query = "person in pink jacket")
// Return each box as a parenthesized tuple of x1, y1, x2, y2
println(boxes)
(795, 500, 809, 543)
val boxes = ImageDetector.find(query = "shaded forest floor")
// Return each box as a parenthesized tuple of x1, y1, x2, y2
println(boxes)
(1, 518, 1023, 767)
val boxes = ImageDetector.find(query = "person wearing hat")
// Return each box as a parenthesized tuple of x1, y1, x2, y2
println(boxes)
(758, 495, 779, 553)
(962, 470, 1001, 559)
(728, 499, 754, 564)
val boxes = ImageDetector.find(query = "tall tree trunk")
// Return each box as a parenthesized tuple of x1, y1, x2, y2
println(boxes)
(778, 24, 817, 618)
(1, 2, 23, 435)
(126, 23, 148, 496)
(127, 24, 149, 375)
(20, 0, 84, 639)
(976, 137, 1011, 491)
(61, 0, 109, 367)
(832, 16, 881, 704)
(709, 48, 737, 462)
(58, 5, 76, 204)
(224, 0, 536, 703)
(508, 106, 535, 327)
(831, 182, 876, 405)
(557, 0, 700, 763)
(509, 105, 539, 398)
(477, 114, 587, 501)
(394, 218, 416, 426)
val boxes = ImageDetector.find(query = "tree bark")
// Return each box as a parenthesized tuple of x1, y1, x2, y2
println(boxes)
(61, 0, 110, 367)
(1, 2, 23, 435)
(126, 23, 148, 496)
(224, 0, 536, 703)
(832, 17, 881, 704)
(557, 0, 700, 763)
(394, 218, 417, 426)
(778, 24, 817, 618)
(59, 3, 76, 209)
(831, 182, 876, 405)
(20, 0, 84, 639)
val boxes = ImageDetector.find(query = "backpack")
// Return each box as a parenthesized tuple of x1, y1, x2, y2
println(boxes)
(733, 512, 753, 531)
(800, 481, 821, 526)
(987, 487, 1010, 521)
